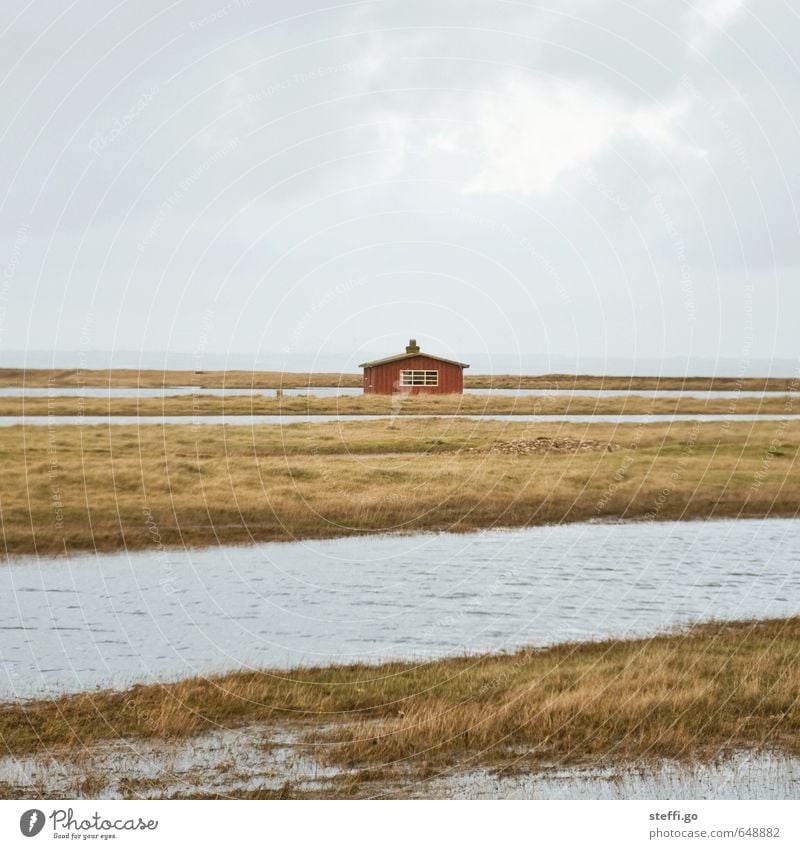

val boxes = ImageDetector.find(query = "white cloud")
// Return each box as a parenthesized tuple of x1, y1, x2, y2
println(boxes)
(685, 0, 748, 54)
(463, 80, 698, 196)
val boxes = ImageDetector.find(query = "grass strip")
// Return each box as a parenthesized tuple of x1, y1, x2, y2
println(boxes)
(1, 618, 798, 770)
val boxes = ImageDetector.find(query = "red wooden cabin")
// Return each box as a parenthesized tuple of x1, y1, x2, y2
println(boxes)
(359, 339, 469, 395)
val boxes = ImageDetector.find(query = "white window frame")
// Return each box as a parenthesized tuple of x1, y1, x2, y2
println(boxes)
(399, 369, 439, 387)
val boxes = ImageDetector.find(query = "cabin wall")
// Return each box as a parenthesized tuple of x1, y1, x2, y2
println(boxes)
(363, 355, 464, 395)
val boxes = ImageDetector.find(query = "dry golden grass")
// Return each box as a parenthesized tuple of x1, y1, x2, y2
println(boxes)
(0, 368, 360, 389)
(2, 367, 799, 391)
(479, 373, 800, 391)
(2, 618, 798, 770)
(0, 418, 798, 555)
(2, 391, 799, 417)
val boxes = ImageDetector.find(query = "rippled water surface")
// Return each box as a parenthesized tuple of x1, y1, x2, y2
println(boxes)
(1, 518, 797, 699)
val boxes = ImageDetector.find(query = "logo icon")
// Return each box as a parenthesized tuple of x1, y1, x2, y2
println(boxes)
(19, 809, 45, 837)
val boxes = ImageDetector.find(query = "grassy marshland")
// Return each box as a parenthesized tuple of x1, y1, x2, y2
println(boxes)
(2, 618, 798, 773)
(3, 391, 800, 417)
(1, 418, 798, 555)
(2, 367, 799, 392)
(0, 368, 361, 389)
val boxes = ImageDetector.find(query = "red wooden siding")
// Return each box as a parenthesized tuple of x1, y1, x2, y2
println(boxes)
(363, 355, 464, 395)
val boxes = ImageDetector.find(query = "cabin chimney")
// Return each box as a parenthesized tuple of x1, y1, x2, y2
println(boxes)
(406, 338, 420, 354)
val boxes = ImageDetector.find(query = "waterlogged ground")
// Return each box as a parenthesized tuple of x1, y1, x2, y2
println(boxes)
(1, 518, 798, 699)
(0, 725, 796, 800)
(424, 753, 800, 800)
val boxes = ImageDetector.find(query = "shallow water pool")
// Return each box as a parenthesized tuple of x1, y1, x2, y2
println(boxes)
(1, 518, 797, 699)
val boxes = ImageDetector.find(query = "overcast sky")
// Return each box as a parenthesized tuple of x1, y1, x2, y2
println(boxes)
(1, 1, 798, 374)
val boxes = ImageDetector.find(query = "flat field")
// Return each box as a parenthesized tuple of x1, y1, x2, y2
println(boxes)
(0, 417, 797, 556)
(2, 391, 800, 417)
(1, 367, 798, 391)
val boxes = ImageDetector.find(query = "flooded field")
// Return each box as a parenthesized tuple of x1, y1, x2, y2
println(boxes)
(1, 725, 795, 800)
(424, 753, 800, 800)
(1, 518, 798, 700)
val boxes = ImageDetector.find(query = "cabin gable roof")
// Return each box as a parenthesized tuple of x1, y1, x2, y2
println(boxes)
(358, 351, 470, 369)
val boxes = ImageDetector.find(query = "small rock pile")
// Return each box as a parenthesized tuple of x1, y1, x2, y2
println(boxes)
(465, 437, 620, 455)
